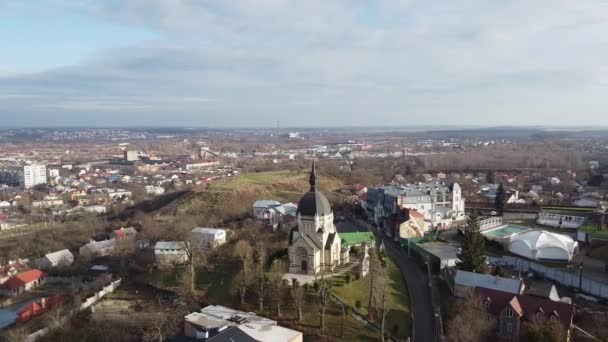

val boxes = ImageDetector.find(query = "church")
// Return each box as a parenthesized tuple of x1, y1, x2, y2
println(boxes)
(288, 162, 348, 275)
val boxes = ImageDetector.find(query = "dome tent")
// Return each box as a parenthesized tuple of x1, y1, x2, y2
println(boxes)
(508, 230, 578, 261)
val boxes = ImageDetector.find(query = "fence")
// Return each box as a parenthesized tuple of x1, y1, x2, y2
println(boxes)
(479, 217, 502, 231)
(25, 278, 122, 342)
(489, 256, 608, 300)
(80, 278, 122, 309)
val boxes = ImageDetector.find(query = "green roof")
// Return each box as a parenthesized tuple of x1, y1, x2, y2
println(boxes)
(340, 232, 375, 246)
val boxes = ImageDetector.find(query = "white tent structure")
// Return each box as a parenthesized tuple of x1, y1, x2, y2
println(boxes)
(508, 230, 578, 261)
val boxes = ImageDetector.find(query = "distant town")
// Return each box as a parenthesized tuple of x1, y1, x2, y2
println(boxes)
(1, 126, 608, 341)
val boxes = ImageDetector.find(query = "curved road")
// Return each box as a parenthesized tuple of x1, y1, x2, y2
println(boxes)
(335, 220, 440, 341)
(374, 231, 438, 342)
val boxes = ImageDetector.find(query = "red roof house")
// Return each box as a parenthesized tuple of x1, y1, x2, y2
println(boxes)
(474, 287, 574, 341)
(0, 269, 45, 297)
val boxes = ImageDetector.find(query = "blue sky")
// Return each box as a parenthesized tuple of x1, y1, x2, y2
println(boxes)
(1, 0, 608, 127)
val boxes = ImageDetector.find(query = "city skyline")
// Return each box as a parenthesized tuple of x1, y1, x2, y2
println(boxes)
(2, 1, 608, 127)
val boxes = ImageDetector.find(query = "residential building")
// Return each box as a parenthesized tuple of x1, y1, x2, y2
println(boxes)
(37, 249, 74, 269)
(124, 150, 139, 161)
(111, 227, 137, 239)
(79, 239, 116, 258)
(191, 227, 227, 249)
(475, 287, 574, 341)
(0, 260, 29, 285)
(23, 164, 47, 189)
(0, 269, 45, 297)
(288, 162, 345, 275)
(252, 200, 281, 219)
(154, 241, 188, 264)
(454, 270, 525, 298)
(184, 305, 302, 342)
(365, 182, 465, 231)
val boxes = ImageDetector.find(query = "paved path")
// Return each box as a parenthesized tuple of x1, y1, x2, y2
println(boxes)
(373, 230, 438, 342)
(283, 261, 360, 285)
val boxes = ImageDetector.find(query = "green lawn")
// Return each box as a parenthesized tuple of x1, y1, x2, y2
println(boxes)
(298, 292, 381, 341)
(332, 258, 411, 339)
(580, 224, 608, 240)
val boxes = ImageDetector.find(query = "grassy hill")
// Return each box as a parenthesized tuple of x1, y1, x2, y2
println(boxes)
(155, 170, 345, 224)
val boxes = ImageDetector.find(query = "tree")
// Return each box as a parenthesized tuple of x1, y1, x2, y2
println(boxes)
(255, 240, 268, 312)
(267, 260, 287, 318)
(233, 240, 254, 306)
(174, 218, 207, 297)
(447, 295, 493, 342)
(373, 262, 390, 342)
(291, 278, 304, 322)
(456, 214, 487, 273)
(486, 169, 496, 184)
(522, 319, 565, 342)
(143, 298, 188, 342)
(367, 248, 380, 319)
(495, 184, 505, 216)
(315, 269, 334, 332)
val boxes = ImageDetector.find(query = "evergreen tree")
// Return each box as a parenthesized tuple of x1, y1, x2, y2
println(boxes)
(456, 214, 487, 273)
(486, 169, 496, 184)
(495, 184, 505, 216)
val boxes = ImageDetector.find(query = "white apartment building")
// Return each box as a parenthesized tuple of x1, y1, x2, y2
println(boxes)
(23, 164, 47, 189)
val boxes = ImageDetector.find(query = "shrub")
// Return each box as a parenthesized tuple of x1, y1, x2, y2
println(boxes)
(355, 299, 362, 310)
(345, 273, 351, 284)
(355, 272, 361, 280)
(313, 281, 319, 292)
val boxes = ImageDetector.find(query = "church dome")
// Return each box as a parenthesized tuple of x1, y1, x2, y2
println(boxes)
(298, 190, 332, 216)
(297, 160, 333, 217)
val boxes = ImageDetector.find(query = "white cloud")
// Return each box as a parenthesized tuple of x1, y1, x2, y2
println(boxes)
(3, 0, 608, 126)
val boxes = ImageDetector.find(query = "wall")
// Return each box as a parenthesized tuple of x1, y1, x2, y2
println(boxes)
(25, 278, 122, 342)
(490, 256, 608, 299)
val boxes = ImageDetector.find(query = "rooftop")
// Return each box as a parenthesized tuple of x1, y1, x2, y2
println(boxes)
(455, 270, 523, 294)
(185, 305, 301, 342)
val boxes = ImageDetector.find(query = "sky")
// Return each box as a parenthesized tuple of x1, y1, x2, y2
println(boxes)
(1, 0, 608, 128)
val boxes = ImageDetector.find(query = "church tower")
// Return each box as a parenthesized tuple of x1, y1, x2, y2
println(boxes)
(288, 161, 342, 275)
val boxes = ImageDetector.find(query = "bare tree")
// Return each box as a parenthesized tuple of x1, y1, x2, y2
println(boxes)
(291, 278, 304, 322)
(233, 240, 254, 306)
(373, 263, 390, 342)
(267, 260, 287, 318)
(255, 240, 267, 312)
(174, 219, 208, 296)
(447, 295, 494, 342)
(315, 269, 334, 332)
(143, 298, 188, 342)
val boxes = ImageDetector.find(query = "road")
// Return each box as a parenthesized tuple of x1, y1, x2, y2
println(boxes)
(373, 230, 438, 342)
(340, 219, 438, 341)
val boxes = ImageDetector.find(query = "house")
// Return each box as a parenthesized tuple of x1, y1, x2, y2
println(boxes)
(184, 305, 303, 342)
(17, 294, 66, 323)
(0, 260, 29, 285)
(0, 269, 45, 297)
(524, 282, 570, 304)
(365, 182, 465, 229)
(154, 241, 188, 264)
(192, 227, 227, 249)
(258, 202, 298, 229)
(79, 239, 116, 258)
(38, 249, 74, 269)
(288, 162, 344, 275)
(111, 227, 137, 239)
(252, 200, 281, 219)
(454, 270, 525, 298)
(475, 287, 574, 341)
(396, 209, 427, 239)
